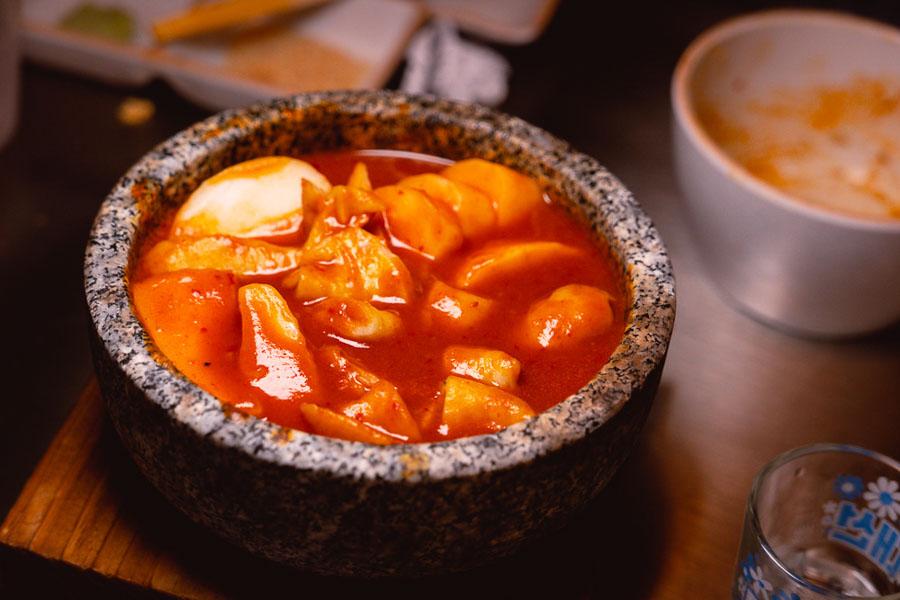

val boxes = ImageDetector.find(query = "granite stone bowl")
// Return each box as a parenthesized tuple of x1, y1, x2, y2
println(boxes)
(85, 90, 675, 578)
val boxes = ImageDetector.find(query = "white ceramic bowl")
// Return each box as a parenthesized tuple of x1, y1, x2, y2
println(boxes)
(672, 9, 900, 337)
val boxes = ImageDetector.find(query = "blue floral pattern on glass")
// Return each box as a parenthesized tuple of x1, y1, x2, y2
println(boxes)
(834, 474, 864, 500)
(826, 474, 900, 586)
(736, 552, 798, 600)
(739, 475, 900, 599)
(863, 477, 900, 522)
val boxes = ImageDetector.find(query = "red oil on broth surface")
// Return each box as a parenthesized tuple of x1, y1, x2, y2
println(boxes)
(131, 150, 627, 443)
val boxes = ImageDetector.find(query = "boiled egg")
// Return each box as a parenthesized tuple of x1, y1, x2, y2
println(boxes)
(172, 156, 331, 242)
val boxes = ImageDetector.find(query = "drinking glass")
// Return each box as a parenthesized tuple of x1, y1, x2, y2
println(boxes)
(733, 444, 900, 599)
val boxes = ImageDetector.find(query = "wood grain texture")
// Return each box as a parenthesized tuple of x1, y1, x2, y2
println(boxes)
(0, 383, 236, 599)
(3, 317, 897, 599)
(0, 380, 104, 552)
(3, 6, 900, 598)
(4, 100, 900, 600)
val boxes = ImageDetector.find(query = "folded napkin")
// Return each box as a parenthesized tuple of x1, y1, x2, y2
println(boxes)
(400, 20, 510, 106)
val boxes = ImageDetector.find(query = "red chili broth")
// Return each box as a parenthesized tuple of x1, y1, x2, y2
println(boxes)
(132, 151, 627, 442)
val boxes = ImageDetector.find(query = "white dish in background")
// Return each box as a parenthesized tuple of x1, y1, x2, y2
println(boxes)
(423, 0, 560, 45)
(672, 10, 900, 338)
(22, 0, 424, 110)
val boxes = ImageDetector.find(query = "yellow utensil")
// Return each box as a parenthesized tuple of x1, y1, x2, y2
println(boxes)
(153, 0, 332, 43)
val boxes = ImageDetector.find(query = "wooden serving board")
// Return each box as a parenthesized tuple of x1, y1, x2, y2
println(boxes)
(0, 379, 663, 599)
(0, 380, 237, 598)
(0, 380, 352, 598)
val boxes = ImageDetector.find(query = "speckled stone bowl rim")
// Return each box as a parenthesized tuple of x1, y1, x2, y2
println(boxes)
(86, 90, 675, 483)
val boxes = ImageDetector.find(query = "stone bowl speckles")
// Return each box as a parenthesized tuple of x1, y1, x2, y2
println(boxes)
(85, 90, 676, 578)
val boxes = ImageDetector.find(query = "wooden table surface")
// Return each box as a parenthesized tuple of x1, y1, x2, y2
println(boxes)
(2, 2, 899, 598)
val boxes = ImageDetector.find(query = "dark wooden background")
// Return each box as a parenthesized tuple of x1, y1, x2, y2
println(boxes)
(1, 2, 898, 598)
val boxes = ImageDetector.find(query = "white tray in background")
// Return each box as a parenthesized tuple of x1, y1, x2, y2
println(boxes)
(426, 0, 560, 45)
(21, 0, 560, 110)
(22, 0, 426, 110)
